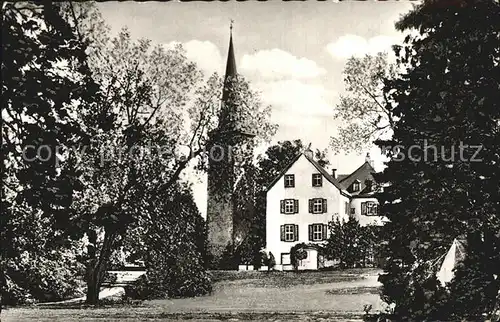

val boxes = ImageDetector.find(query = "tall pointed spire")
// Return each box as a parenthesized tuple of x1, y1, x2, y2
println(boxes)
(222, 20, 237, 102)
(220, 20, 238, 129)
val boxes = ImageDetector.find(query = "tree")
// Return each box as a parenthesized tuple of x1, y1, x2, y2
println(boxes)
(324, 217, 380, 268)
(122, 184, 212, 299)
(374, 0, 500, 319)
(2, 1, 97, 305)
(330, 52, 398, 154)
(59, 2, 276, 304)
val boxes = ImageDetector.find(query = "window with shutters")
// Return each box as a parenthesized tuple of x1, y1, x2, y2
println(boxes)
(284, 224, 295, 242)
(312, 173, 322, 187)
(312, 198, 323, 213)
(312, 224, 324, 241)
(284, 199, 294, 214)
(281, 199, 298, 214)
(361, 201, 378, 216)
(284, 174, 295, 188)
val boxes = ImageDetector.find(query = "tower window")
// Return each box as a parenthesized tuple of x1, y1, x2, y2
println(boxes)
(312, 173, 322, 187)
(284, 174, 295, 188)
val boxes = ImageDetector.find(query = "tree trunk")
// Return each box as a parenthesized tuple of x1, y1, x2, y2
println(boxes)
(86, 229, 117, 305)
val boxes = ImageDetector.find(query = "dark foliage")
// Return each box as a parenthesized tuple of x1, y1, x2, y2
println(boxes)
(373, 0, 500, 320)
(2, 2, 96, 305)
(123, 185, 212, 300)
(324, 218, 382, 269)
(268, 252, 276, 270)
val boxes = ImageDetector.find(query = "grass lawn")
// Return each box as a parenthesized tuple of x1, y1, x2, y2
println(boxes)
(2, 268, 384, 321)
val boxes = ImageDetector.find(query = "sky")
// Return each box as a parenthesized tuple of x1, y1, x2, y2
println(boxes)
(97, 1, 417, 217)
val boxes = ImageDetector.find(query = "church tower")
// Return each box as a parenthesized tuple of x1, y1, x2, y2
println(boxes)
(206, 24, 254, 266)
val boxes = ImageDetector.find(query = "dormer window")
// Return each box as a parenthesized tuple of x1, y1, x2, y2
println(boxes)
(365, 180, 373, 192)
(312, 173, 322, 187)
(352, 180, 360, 192)
(284, 174, 295, 188)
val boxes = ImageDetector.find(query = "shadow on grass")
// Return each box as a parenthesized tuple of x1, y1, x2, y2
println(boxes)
(210, 267, 380, 287)
(325, 286, 380, 295)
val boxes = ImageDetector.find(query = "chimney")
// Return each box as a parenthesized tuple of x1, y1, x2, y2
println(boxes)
(365, 152, 373, 167)
(331, 168, 337, 178)
(304, 148, 313, 159)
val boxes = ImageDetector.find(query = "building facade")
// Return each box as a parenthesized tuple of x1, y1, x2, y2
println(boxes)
(265, 151, 386, 270)
(338, 154, 385, 227)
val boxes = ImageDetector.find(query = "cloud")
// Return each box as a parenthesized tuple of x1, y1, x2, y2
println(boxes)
(326, 34, 400, 59)
(254, 79, 336, 118)
(240, 49, 326, 80)
(166, 40, 223, 76)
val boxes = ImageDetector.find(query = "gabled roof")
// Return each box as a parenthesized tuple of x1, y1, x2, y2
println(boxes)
(338, 161, 376, 195)
(337, 174, 350, 182)
(265, 152, 350, 197)
(264, 153, 303, 192)
(303, 154, 350, 197)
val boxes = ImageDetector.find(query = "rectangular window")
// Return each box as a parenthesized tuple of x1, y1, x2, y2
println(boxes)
(352, 181, 360, 192)
(281, 199, 299, 214)
(284, 174, 295, 188)
(312, 173, 322, 187)
(345, 201, 349, 215)
(350, 207, 356, 215)
(312, 224, 323, 241)
(281, 253, 291, 265)
(284, 224, 295, 242)
(309, 198, 327, 214)
(362, 201, 379, 216)
(313, 199, 323, 213)
(366, 202, 378, 216)
(284, 199, 294, 214)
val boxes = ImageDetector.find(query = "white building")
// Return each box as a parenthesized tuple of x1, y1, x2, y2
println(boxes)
(265, 149, 386, 270)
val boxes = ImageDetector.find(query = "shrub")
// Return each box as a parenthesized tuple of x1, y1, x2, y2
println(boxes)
(125, 244, 212, 300)
(2, 251, 85, 305)
(324, 217, 382, 269)
(121, 185, 213, 300)
(268, 252, 276, 270)
(260, 250, 269, 268)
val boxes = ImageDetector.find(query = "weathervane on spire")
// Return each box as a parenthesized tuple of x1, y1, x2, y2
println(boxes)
(230, 19, 234, 33)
